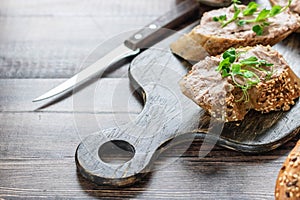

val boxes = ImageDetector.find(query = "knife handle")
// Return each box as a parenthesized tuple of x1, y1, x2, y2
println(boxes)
(124, 0, 200, 50)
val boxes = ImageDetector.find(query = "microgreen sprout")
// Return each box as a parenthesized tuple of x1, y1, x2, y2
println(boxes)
(242, 2, 258, 16)
(221, 5, 241, 27)
(216, 48, 274, 102)
(214, 0, 293, 35)
(213, 15, 227, 23)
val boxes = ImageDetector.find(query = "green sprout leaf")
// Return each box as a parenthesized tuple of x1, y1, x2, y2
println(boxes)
(243, 2, 258, 16)
(219, 15, 227, 21)
(217, 57, 231, 72)
(221, 68, 230, 77)
(269, 5, 282, 17)
(256, 8, 270, 21)
(237, 20, 246, 26)
(213, 15, 227, 22)
(231, 64, 241, 75)
(243, 71, 255, 78)
(240, 56, 258, 65)
(222, 48, 237, 63)
(232, 0, 241, 3)
(252, 24, 264, 35)
(257, 59, 274, 66)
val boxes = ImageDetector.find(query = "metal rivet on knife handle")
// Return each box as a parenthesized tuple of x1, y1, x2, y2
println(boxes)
(124, 0, 200, 50)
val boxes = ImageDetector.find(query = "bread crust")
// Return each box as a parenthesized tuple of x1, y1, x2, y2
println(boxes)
(275, 140, 300, 199)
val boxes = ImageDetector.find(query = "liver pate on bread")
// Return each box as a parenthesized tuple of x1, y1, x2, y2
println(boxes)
(171, 3, 300, 61)
(270, 0, 300, 33)
(270, 0, 300, 16)
(275, 140, 300, 199)
(180, 45, 300, 122)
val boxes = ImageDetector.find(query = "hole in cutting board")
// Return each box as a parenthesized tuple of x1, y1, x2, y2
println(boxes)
(98, 140, 135, 164)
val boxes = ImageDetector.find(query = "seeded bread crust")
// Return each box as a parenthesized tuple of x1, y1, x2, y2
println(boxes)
(180, 45, 300, 122)
(275, 140, 300, 199)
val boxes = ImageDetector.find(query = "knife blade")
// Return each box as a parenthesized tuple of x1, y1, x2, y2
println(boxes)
(33, 0, 200, 102)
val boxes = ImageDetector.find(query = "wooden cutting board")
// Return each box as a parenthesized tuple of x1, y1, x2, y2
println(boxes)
(76, 32, 300, 187)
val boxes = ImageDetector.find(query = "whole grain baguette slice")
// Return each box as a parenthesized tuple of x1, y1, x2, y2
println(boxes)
(275, 140, 300, 199)
(171, 4, 300, 61)
(180, 45, 300, 122)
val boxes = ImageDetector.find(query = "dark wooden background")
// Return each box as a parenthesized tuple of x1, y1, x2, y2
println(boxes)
(1, 0, 299, 199)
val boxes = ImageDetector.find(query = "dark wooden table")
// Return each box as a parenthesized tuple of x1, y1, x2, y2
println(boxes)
(1, 0, 299, 199)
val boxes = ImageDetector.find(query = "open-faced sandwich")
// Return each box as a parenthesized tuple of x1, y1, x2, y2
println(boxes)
(171, 0, 300, 61)
(180, 45, 300, 122)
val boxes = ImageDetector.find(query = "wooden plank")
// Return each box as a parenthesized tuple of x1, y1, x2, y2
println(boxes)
(0, 0, 175, 17)
(0, 112, 297, 199)
(0, 78, 143, 113)
(0, 0, 175, 79)
(0, 113, 137, 158)
(0, 158, 283, 199)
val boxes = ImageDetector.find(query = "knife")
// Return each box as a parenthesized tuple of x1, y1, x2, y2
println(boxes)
(32, 0, 200, 102)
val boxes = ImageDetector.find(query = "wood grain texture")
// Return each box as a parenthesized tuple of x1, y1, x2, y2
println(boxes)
(0, 78, 143, 113)
(1, 0, 300, 199)
(0, 110, 299, 199)
(0, 0, 175, 79)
